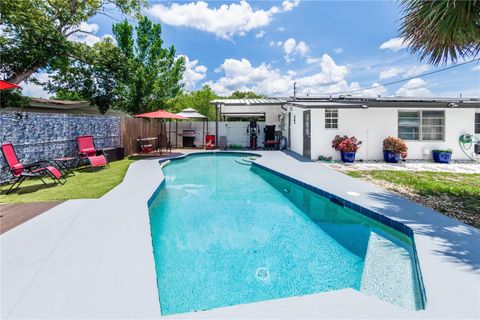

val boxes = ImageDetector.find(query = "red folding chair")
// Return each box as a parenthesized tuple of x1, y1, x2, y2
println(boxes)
(76, 135, 109, 171)
(1, 142, 65, 194)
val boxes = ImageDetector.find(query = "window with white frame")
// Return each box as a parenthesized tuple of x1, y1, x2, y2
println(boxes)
(325, 109, 338, 129)
(398, 110, 445, 141)
(476, 113, 480, 134)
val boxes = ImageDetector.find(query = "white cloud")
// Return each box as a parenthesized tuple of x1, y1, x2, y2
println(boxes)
(181, 55, 208, 90)
(205, 54, 358, 96)
(306, 57, 322, 64)
(379, 64, 430, 80)
(395, 78, 433, 97)
(281, 37, 309, 62)
(281, 0, 300, 11)
(68, 22, 105, 46)
(379, 67, 404, 80)
(403, 64, 430, 77)
(356, 83, 388, 97)
(333, 48, 344, 54)
(20, 73, 51, 98)
(148, 0, 300, 39)
(471, 65, 480, 71)
(276, 27, 286, 32)
(255, 30, 266, 38)
(379, 37, 409, 52)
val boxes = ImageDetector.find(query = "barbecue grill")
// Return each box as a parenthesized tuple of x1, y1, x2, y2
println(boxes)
(181, 129, 196, 147)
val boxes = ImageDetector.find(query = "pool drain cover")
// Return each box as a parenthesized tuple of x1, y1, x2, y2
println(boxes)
(256, 267, 269, 281)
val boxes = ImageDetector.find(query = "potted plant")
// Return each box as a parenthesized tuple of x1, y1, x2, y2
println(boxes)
(432, 149, 453, 163)
(383, 137, 408, 163)
(332, 135, 362, 163)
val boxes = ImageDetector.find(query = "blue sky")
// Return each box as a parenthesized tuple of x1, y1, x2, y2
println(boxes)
(25, 1, 480, 98)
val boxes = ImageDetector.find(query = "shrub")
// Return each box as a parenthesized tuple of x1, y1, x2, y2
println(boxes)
(383, 136, 408, 158)
(332, 135, 362, 152)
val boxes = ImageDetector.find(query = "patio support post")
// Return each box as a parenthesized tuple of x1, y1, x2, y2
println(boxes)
(175, 120, 178, 148)
(215, 104, 219, 148)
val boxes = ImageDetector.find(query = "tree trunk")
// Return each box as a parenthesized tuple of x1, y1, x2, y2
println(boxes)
(6, 67, 39, 84)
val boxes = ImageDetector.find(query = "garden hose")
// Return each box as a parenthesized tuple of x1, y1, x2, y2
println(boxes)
(459, 134, 480, 161)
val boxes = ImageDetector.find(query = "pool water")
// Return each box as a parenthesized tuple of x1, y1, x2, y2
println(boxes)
(149, 154, 423, 315)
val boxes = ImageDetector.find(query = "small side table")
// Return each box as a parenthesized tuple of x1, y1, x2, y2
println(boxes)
(52, 157, 78, 177)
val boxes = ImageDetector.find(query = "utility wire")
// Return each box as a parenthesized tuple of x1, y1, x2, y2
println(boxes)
(327, 57, 480, 96)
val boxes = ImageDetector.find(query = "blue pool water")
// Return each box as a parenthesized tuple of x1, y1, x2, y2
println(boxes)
(149, 154, 423, 315)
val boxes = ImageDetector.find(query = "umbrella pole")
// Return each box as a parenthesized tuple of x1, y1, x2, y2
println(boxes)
(203, 119, 205, 148)
(175, 120, 178, 149)
(169, 120, 171, 153)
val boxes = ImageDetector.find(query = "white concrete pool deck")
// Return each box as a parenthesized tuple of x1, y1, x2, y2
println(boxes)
(1, 151, 479, 319)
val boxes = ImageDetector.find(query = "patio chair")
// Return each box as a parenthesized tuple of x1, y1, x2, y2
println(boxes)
(1, 142, 65, 194)
(263, 125, 280, 150)
(76, 135, 109, 171)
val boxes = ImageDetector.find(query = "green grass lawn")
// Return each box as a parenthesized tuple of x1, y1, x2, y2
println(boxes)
(0, 159, 135, 203)
(347, 170, 480, 228)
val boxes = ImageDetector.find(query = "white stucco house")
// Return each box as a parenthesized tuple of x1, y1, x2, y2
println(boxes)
(287, 97, 480, 161)
(211, 97, 480, 161)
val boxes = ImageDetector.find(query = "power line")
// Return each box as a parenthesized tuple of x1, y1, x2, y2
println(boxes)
(327, 57, 480, 96)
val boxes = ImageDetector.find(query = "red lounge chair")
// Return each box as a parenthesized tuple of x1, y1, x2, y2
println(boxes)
(1, 142, 65, 194)
(76, 135, 109, 171)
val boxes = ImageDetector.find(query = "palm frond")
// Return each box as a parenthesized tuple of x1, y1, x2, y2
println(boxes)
(400, 0, 480, 65)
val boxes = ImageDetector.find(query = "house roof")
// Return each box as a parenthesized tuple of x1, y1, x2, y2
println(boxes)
(29, 98, 91, 109)
(210, 98, 286, 105)
(288, 97, 480, 109)
(289, 101, 368, 108)
(210, 96, 480, 109)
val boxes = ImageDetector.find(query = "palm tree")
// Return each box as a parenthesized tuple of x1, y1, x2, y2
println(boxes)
(400, 0, 480, 65)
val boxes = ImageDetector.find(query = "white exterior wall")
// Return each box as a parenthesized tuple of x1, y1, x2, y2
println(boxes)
(220, 104, 283, 125)
(476, 109, 480, 140)
(173, 121, 266, 148)
(291, 107, 476, 160)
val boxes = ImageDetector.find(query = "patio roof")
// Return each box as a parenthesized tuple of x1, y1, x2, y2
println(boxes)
(176, 108, 208, 119)
(211, 98, 287, 106)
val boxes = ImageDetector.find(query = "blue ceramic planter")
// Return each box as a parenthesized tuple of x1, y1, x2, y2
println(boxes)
(340, 151, 356, 163)
(383, 150, 401, 163)
(432, 151, 452, 163)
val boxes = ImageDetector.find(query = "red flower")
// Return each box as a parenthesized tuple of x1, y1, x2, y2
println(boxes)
(331, 135, 362, 152)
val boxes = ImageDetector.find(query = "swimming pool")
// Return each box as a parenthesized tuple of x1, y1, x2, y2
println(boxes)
(148, 154, 424, 315)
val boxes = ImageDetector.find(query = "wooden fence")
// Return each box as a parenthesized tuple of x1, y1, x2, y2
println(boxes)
(120, 116, 167, 155)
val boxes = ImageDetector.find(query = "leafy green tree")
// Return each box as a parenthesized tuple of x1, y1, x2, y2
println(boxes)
(48, 17, 185, 114)
(167, 85, 218, 120)
(112, 17, 186, 114)
(46, 36, 126, 113)
(0, 90, 30, 109)
(0, 0, 145, 84)
(229, 91, 266, 99)
(400, 0, 480, 65)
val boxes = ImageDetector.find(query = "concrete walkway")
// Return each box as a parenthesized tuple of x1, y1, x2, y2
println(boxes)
(1, 151, 479, 319)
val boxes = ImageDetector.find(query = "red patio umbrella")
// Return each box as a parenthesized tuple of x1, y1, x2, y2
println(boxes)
(134, 110, 186, 153)
(0, 80, 21, 90)
(134, 110, 186, 120)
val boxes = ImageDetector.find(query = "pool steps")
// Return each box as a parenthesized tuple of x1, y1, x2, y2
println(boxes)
(235, 156, 260, 165)
(360, 232, 419, 310)
(160, 160, 171, 169)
